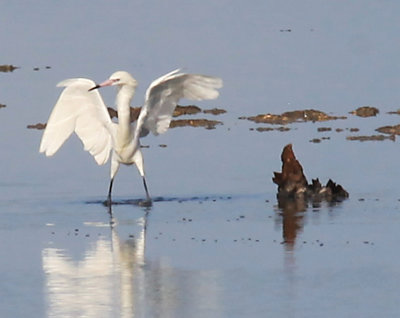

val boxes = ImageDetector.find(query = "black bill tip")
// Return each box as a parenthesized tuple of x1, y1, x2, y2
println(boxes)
(88, 84, 100, 92)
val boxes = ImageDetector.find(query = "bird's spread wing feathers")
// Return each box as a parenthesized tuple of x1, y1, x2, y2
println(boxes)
(134, 69, 223, 140)
(39, 78, 114, 165)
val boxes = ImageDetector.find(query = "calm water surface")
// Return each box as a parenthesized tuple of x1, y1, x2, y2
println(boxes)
(1, 1, 400, 317)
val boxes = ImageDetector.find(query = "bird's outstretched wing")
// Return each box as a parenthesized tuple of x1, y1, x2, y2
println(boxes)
(134, 69, 223, 139)
(39, 78, 114, 165)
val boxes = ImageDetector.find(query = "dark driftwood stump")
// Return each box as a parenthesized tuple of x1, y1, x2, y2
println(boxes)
(273, 144, 349, 201)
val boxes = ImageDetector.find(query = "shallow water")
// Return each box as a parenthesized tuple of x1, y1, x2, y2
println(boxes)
(2, 1, 400, 317)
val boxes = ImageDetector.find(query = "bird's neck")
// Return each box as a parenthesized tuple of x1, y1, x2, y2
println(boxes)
(116, 85, 135, 130)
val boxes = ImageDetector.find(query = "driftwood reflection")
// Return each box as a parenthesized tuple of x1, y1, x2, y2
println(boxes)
(275, 195, 347, 251)
(276, 196, 306, 251)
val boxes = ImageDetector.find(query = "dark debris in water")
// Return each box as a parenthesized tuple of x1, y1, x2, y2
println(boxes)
(33, 66, 52, 71)
(243, 109, 347, 125)
(111, 105, 224, 121)
(169, 119, 222, 130)
(0, 64, 18, 72)
(348, 128, 360, 132)
(250, 126, 291, 132)
(317, 127, 332, 132)
(28, 102, 400, 144)
(387, 109, 400, 115)
(346, 134, 395, 142)
(27, 123, 46, 130)
(241, 107, 400, 142)
(173, 105, 202, 116)
(203, 108, 227, 115)
(28, 105, 225, 131)
(376, 124, 400, 135)
(309, 137, 330, 143)
(350, 106, 379, 117)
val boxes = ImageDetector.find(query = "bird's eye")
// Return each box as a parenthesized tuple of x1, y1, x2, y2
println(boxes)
(112, 78, 120, 83)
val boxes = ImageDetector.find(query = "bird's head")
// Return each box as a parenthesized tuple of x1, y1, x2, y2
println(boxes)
(89, 71, 138, 91)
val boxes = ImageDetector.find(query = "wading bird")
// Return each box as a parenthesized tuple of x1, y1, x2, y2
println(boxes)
(39, 69, 223, 206)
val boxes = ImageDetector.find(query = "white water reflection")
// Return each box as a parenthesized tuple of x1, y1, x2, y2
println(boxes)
(42, 214, 146, 317)
(42, 211, 222, 317)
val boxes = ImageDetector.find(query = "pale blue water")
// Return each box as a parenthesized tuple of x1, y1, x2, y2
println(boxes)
(1, 1, 400, 317)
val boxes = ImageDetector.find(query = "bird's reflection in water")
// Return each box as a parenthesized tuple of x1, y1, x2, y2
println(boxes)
(42, 206, 149, 317)
(42, 203, 223, 317)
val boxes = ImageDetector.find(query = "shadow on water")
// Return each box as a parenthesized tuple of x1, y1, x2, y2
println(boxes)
(85, 194, 234, 207)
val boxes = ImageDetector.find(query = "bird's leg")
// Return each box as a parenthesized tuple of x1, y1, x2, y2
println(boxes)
(140, 177, 152, 207)
(143, 177, 150, 200)
(133, 149, 151, 206)
(107, 178, 114, 207)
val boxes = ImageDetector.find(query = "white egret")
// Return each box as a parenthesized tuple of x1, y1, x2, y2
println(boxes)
(39, 69, 223, 206)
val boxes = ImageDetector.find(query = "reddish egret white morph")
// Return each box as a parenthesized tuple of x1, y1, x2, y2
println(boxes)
(39, 69, 223, 205)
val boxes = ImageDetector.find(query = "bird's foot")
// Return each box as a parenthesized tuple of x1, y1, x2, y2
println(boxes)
(139, 198, 152, 207)
(104, 196, 112, 208)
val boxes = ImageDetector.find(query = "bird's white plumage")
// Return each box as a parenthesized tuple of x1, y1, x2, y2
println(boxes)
(40, 69, 223, 202)
(136, 69, 223, 138)
(39, 78, 114, 165)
